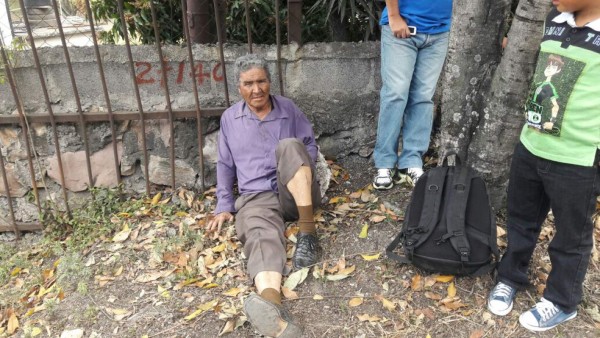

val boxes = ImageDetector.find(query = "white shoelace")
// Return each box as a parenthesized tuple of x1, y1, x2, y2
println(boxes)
(377, 168, 392, 177)
(492, 283, 513, 300)
(535, 298, 560, 321)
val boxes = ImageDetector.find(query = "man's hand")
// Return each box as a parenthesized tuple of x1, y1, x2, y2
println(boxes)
(543, 121, 554, 131)
(206, 212, 234, 234)
(389, 15, 411, 39)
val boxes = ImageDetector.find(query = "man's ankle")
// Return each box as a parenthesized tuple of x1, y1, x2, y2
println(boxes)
(260, 288, 282, 305)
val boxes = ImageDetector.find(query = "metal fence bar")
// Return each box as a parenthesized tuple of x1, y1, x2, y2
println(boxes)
(0, 108, 226, 125)
(0, 148, 19, 237)
(51, 0, 94, 190)
(149, 0, 176, 189)
(0, 33, 41, 216)
(0, 222, 42, 232)
(118, 0, 150, 195)
(244, 0, 252, 53)
(181, 0, 205, 191)
(275, 0, 284, 96)
(212, 0, 229, 106)
(84, 0, 122, 188)
(18, 0, 71, 217)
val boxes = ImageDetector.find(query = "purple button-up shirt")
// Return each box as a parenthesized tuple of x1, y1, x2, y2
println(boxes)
(214, 95, 318, 214)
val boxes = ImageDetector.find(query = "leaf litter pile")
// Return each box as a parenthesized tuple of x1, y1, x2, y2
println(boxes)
(1, 157, 600, 337)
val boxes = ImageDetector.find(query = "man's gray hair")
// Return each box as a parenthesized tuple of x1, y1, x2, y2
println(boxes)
(234, 54, 271, 83)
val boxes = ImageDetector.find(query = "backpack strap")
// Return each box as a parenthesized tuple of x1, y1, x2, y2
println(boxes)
(444, 166, 472, 262)
(405, 167, 448, 256)
(385, 231, 412, 264)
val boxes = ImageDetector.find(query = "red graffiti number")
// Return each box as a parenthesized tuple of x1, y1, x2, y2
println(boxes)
(135, 61, 155, 84)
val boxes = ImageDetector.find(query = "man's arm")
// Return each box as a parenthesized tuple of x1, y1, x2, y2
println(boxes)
(385, 0, 411, 39)
(207, 118, 236, 232)
(294, 105, 318, 163)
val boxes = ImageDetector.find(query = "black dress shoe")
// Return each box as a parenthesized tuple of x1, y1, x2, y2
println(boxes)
(292, 232, 318, 269)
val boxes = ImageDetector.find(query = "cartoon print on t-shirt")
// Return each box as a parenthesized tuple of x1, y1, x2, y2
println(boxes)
(525, 52, 585, 137)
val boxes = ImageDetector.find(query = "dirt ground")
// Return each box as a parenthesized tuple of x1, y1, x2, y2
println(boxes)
(2, 154, 600, 338)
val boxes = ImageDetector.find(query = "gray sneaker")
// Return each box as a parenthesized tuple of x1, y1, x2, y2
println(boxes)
(398, 167, 424, 186)
(487, 282, 517, 316)
(373, 168, 396, 190)
(519, 298, 577, 332)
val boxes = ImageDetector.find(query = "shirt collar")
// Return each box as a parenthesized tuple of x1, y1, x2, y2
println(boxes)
(234, 95, 288, 120)
(552, 12, 600, 31)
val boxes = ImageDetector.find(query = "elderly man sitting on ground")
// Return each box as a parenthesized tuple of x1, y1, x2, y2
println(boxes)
(206, 54, 321, 337)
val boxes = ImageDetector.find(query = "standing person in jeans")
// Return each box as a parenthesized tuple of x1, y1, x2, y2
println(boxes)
(372, 0, 453, 190)
(487, 0, 600, 332)
(206, 54, 321, 337)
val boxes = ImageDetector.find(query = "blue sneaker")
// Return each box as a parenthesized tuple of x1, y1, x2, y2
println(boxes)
(519, 298, 577, 332)
(487, 282, 517, 316)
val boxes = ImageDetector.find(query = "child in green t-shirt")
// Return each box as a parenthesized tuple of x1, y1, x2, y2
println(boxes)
(487, 0, 600, 332)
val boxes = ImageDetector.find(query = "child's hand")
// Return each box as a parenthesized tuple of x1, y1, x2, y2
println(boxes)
(543, 121, 554, 130)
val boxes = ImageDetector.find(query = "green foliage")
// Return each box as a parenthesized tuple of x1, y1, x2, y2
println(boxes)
(92, 0, 377, 45)
(92, 0, 183, 44)
(56, 251, 92, 292)
(0, 37, 29, 85)
(41, 186, 138, 250)
(308, 0, 382, 41)
(227, 0, 331, 43)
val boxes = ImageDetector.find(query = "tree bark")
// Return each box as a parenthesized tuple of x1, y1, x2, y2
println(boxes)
(439, 0, 552, 210)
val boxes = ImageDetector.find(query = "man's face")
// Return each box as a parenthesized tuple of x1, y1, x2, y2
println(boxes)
(552, 0, 596, 13)
(238, 67, 271, 112)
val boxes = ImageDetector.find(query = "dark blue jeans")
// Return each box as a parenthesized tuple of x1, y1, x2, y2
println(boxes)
(498, 142, 600, 313)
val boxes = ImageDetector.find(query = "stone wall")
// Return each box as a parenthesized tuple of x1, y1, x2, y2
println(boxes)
(0, 42, 381, 223)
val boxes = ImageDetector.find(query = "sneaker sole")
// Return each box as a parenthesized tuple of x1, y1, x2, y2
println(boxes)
(244, 293, 303, 337)
(518, 311, 577, 332)
(487, 301, 513, 316)
(372, 182, 394, 190)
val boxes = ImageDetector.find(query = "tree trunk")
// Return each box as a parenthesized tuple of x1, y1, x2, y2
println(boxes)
(439, 0, 552, 210)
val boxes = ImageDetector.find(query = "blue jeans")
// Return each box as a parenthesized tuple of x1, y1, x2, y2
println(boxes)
(374, 25, 449, 169)
(498, 143, 600, 313)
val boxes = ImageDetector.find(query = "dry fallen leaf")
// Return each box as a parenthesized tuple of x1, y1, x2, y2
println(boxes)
(219, 319, 236, 336)
(469, 329, 485, 338)
(185, 300, 218, 320)
(447, 282, 457, 298)
(357, 314, 382, 322)
(338, 265, 356, 275)
(425, 292, 442, 300)
(7, 312, 19, 334)
(435, 275, 454, 283)
(282, 287, 298, 300)
(379, 297, 396, 311)
(283, 268, 309, 291)
(424, 276, 437, 288)
(411, 274, 423, 291)
(348, 297, 364, 307)
(151, 192, 162, 205)
(329, 196, 348, 204)
(369, 215, 386, 223)
(359, 224, 369, 238)
(360, 253, 381, 261)
(222, 288, 242, 297)
(313, 294, 324, 300)
(112, 224, 131, 242)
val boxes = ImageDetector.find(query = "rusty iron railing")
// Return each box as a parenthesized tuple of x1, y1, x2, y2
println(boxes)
(0, 0, 304, 236)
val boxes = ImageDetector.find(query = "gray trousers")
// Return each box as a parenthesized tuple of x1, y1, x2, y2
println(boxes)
(234, 138, 321, 280)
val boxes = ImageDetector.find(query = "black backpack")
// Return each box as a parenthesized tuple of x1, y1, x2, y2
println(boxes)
(386, 154, 499, 276)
